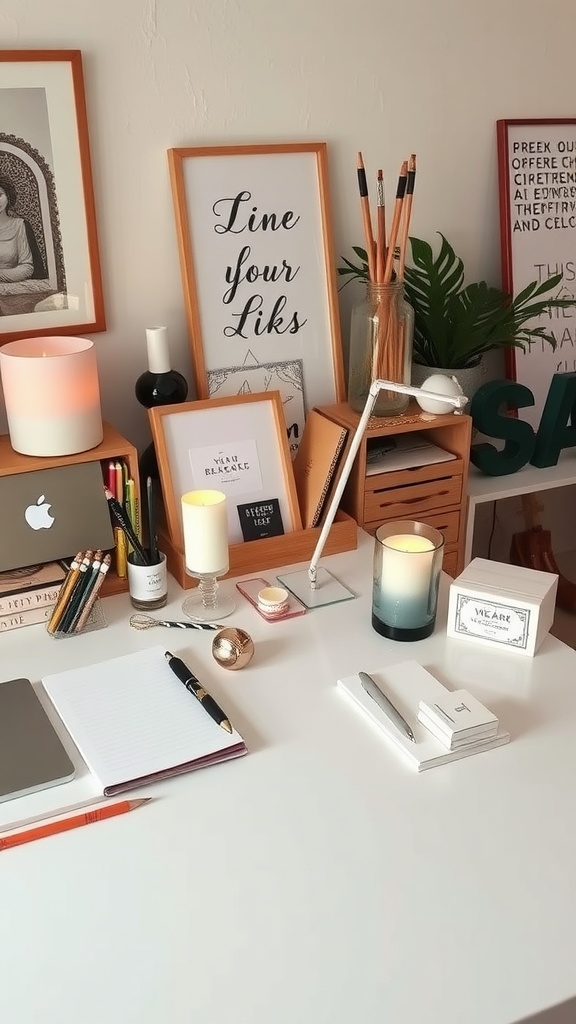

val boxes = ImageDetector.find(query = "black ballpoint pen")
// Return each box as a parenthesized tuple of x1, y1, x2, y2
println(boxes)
(165, 651, 233, 733)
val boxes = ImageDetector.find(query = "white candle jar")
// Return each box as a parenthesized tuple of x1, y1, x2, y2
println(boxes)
(372, 520, 445, 641)
(0, 336, 103, 456)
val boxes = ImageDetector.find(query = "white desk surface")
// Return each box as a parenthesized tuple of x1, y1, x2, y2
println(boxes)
(1, 532, 576, 1024)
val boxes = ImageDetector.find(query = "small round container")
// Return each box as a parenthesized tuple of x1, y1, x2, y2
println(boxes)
(257, 586, 289, 616)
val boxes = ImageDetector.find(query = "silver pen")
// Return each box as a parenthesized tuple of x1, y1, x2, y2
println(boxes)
(359, 671, 415, 742)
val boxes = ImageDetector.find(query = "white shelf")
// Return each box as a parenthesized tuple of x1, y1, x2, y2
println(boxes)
(466, 450, 576, 564)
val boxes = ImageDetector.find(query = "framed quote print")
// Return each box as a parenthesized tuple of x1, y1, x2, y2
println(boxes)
(149, 391, 303, 550)
(168, 142, 345, 457)
(497, 118, 576, 427)
(0, 49, 105, 343)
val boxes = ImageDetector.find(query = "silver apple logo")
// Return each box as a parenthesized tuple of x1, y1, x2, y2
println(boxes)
(24, 494, 55, 531)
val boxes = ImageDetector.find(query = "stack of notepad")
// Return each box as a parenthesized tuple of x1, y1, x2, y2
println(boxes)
(418, 690, 499, 751)
(337, 661, 509, 771)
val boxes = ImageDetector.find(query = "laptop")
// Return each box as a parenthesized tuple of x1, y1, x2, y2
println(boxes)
(0, 462, 114, 572)
(0, 677, 75, 804)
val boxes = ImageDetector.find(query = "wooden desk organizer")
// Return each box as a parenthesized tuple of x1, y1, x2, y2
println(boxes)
(158, 509, 357, 589)
(0, 423, 140, 598)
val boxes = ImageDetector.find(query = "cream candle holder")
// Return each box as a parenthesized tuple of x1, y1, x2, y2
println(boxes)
(181, 489, 236, 622)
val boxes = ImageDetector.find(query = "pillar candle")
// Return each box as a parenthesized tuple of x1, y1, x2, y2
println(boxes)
(145, 326, 171, 374)
(0, 336, 103, 457)
(181, 490, 229, 575)
(372, 522, 445, 635)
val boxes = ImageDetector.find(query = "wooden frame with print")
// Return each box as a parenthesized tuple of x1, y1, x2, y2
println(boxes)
(168, 142, 345, 458)
(0, 50, 105, 342)
(497, 118, 576, 428)
(149, 390, 303, 553)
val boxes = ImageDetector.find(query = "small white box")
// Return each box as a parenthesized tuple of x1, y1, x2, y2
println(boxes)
(447, 558, 558, 657)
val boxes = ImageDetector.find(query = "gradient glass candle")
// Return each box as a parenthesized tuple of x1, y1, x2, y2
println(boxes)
(0, 336, 103, 456)
(372, 520, 445, 641)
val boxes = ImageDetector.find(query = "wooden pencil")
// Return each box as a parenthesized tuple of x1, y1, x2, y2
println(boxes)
(397, 153, 417, 281)
(383, 159, 408, 283)
(376, 169, 386, 283)
(0, 798, 150, 852)
(357, 152, 376, 282)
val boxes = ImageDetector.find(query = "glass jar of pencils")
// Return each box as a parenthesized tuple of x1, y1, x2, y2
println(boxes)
(347, 280, 414, 417)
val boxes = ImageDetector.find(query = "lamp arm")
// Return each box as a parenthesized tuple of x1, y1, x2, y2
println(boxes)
(307, 378, 467, 588)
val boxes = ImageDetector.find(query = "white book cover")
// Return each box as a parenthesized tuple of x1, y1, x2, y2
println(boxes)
(337, 661, 509, 772)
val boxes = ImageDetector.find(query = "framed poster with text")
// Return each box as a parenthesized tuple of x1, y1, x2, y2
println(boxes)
(168, 142, 345, 457)
(497, 118, 576, 427)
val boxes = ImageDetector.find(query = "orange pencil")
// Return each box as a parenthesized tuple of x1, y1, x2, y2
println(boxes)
(397, 153, 417, 281)
(357, 152, 376, 282)
(383, 159, 408, 283)
(0, 798, 149, 851)
(376, 169, 386, 283)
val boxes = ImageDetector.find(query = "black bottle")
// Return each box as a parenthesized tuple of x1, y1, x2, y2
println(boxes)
(135, 326, 188, 479)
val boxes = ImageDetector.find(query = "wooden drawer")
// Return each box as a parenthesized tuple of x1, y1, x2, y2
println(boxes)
(421, 510, 461, 549)
(363, 467, 463, 525)
(365, 509, 460, 546)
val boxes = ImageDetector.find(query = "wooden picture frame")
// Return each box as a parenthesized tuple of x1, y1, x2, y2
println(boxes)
(0, 50, 105, 342)
(149, 390, 303, 551)
(167, 142, 345, 457)
(497, 118, 576, 427)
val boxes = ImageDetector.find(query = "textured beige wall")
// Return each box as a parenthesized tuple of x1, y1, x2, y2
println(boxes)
(0, 0, 573, 452)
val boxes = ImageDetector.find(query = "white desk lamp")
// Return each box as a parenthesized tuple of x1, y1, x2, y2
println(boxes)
(278, 377, 468, 608)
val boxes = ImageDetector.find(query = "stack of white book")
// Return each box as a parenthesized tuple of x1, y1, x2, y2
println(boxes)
(418, 689, 499, 751)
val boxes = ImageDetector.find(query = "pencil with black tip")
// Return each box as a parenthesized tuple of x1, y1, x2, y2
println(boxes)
(383, 159, 408, 283)
(104, 487, 149, 565)
(397, 153, 417, 282)
(376, 169, 386, 283)
(357, 152, 376, 282)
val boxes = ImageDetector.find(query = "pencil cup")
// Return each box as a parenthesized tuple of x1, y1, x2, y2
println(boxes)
(372, 520, 445, 641)
(47, 598, 107, 638)
(127, 551, 168, 610)
(348, 281, 414, 417)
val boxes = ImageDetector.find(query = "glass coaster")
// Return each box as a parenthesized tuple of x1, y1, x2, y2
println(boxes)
(276, 567, 356, 609)
(236, 577, 307, 622)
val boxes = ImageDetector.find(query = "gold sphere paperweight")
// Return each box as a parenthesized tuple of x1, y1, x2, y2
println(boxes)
(212, 628, 254, 671)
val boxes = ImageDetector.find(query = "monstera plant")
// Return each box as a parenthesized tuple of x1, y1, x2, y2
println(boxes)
(339, 233, 574, 371)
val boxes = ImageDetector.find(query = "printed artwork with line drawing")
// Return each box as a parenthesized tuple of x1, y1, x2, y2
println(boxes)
(207, 354, 306, 457)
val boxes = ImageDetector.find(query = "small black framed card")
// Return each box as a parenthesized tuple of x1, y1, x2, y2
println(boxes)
(238, 499, 284, 541)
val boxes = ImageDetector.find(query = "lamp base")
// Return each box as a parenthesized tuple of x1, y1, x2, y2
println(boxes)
(371, 614, 434, 642)
(277, 567, 355, 609)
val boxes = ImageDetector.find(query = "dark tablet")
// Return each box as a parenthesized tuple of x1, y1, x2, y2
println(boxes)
(0, 677, 75, 803)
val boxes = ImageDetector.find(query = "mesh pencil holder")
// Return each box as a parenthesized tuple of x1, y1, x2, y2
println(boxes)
(46, 598, 107, 639)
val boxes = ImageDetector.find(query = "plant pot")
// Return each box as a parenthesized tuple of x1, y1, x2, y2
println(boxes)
(410, 360, 488, 411)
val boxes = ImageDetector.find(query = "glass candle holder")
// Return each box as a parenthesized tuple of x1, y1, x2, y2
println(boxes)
(181, 490, 236, 622)
(372, 520, 445, 641)
(348, 280, 414, 418)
